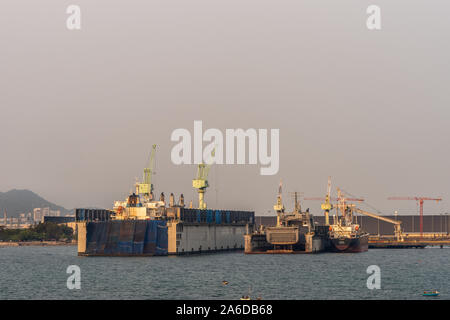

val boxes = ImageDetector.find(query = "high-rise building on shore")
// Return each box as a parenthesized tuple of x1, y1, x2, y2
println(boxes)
(33, 207, 61, 223)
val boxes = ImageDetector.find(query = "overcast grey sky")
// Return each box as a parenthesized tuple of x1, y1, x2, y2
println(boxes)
(1, 1, 449, 216)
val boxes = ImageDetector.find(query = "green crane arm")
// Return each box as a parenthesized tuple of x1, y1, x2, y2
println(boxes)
(197, 149, 215, 180)
(141, 144, 157, 194)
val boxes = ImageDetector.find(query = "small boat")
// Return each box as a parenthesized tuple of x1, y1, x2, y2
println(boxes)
(240, 296, 251, 300)
(423, 291, 440, 296)
(222, 281, 229, 285)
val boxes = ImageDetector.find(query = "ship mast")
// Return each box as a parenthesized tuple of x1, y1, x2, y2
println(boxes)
(273, 180, 285, 226)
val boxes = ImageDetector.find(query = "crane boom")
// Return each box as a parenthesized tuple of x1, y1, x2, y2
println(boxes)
(354, 208, 403, 241)
(305, 197, 364, 201)
(144, 144, 157, 187)
(354, 208, 400, 226)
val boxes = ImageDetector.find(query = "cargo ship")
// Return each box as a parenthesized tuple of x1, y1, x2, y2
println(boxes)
(327, 189, 369, 253)
(76, 145, 254, 256)
(245, 182, 329, 254)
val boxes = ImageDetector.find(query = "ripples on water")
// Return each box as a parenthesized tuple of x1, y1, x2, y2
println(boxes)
(0, 246, 448, 300)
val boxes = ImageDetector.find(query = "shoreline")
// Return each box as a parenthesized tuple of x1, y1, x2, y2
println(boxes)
(0, 241, 77, 247)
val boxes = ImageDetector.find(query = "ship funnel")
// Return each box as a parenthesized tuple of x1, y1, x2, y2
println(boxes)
(169, 193, 175, 207)
(160, 192, 165, 204)
(179, 194, 185, 207)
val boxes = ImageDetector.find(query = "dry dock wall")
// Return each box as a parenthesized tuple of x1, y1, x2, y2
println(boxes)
(168, 222, 246, 254)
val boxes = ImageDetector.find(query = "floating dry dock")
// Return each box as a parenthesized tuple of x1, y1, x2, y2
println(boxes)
(76, 207, 254, 256)
(76, 145, 255, 256)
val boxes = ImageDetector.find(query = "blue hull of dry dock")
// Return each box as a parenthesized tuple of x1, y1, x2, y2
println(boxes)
(80, 220, 168, 256)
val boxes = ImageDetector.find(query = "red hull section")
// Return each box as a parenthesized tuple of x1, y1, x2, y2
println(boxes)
(330, 234, 369, 253)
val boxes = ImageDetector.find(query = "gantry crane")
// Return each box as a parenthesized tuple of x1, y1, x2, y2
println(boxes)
(353, 208, 404, 241)
(388, 196, 442, 238)
(192, 150, 215, 210)
(137, 144, 157, 200)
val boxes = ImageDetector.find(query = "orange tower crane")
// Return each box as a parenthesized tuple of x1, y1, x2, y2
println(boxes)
(388, 197, 442, 238)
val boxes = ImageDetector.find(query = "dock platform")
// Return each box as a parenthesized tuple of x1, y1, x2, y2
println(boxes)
(369, 235, 450, 249)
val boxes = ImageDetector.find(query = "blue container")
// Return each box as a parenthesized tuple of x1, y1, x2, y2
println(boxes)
(206, 210, 213, 223)
(215, 210, 222, 224)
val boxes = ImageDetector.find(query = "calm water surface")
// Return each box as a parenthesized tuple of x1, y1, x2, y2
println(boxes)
(0, 246, 448, 300)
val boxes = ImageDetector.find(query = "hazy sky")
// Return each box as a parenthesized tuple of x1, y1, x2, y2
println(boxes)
(1, 1, 449, 216)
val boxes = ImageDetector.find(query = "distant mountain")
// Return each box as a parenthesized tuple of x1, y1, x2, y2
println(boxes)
(0, 189, 70, 218)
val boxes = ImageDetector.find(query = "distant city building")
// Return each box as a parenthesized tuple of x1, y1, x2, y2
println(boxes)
(33, 207, 61, 223)
(50, 209, 61, 217)
(33, 208, 43, 222)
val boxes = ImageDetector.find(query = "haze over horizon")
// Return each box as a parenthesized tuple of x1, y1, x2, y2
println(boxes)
(1, 1, 449, 216)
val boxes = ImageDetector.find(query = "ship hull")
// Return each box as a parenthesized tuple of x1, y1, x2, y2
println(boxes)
(329, 234, 369, 253)
(244, 226, 329, 254)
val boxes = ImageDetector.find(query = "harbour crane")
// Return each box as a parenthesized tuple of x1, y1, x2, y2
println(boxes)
(388, 196, 442, 238)
(137, 144, 157, 200)
(321, 177, 333, 225)
(304, 178, 364, 225)
(353, 208, 404, 241)
(192, 149, 215, 210)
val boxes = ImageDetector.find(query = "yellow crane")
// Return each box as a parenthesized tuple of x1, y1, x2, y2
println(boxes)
(192, 150, 215, 210)
(321, 176, 333, 225)
(273, 180, 285, 226)
(137, 144, 157, 200)
(353, 208, 404, 241)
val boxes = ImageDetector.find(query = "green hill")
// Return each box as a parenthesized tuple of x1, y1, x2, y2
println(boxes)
(0, 189, 69, 218)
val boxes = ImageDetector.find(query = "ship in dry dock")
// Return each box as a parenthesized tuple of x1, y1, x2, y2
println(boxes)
(245, 177, 375, 254)
(244, 182, 329, 254)
(76, 145, 254, 256)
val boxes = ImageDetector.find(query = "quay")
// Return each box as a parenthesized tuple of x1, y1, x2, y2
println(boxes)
(369, 233, 450, 249)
